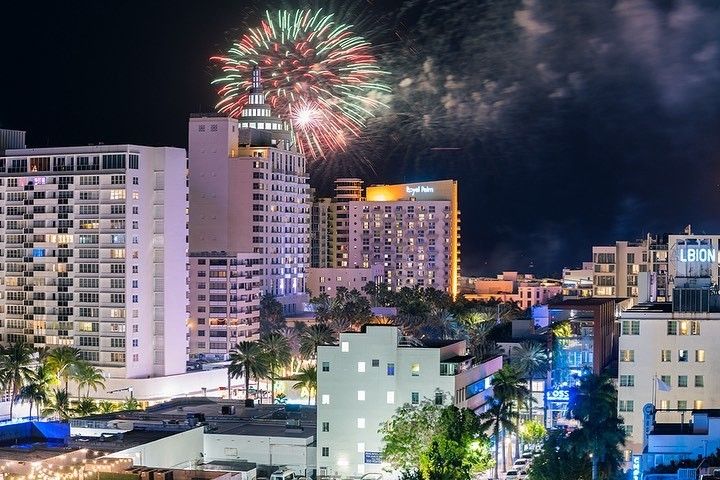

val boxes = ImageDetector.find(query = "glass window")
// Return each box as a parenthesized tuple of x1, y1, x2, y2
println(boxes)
(679, 349, 689, 362)
(695, 375, 704, 387)
(386, 391, 395, 404)
(341, 341, 349, 352)
(678, 375, 688, 387)
(321, 394, 330, 405)
(322, 422, 329, 432)
(620, 350, 634, 362)
(694, 400, 704, 409)
(619, 400, 634, 412)
(322, 361, 330, 372)
(619, 375, 635, 387)
(696, 350, 706, 362)
(434, 392, 444, 405)
(357, 362, 366, 373)
(411, 363, 420, 376)
(661, 350, 672, 362)
(357, 390, 365, 401)
(660, 375, 671, 386)
(372, 359, 380, 367)
(321, 447, 329, 457)
(667, 321, 677, 335)
(660, 400, 669, 409)
(677, 400, 687, 410)
(387, 363, 395, 376)
(411, 392, 419, 404)
(357, 418, 365, 429)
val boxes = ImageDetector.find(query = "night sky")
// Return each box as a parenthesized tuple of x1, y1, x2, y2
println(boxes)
(3, 0, 720, 276)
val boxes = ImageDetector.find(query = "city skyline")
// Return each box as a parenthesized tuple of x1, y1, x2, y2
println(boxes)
(3, 0, 720, 278)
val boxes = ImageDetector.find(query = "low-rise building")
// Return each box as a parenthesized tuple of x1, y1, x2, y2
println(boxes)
(316, 325, 502, 478)
(307, 264, 384, 297)
(467, 272, 562, 309)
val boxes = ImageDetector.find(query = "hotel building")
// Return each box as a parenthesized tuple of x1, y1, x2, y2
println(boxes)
(316, 325, 501, 478)
(187, 67, 310, 357)
(0, 144, 188, 378)
(618, 236, 720, 453)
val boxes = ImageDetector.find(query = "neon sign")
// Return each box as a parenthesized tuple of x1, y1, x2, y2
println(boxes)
(405, 185, 434, 195)
(546, 388, 570, 402)
(632, 455, 641, 480)
(678, 247, 716, 263)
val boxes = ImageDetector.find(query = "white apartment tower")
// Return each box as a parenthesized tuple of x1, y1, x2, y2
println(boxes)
(316, 325, 501, 477)
(0, 145, 188, 378)
(188, 66, 310, 357)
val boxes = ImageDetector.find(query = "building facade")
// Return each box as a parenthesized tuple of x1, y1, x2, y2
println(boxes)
(307, 264, 384, 298)
(618, 234, 720, 453)
(188, 67, 310, 358)
(316, 325, 501, 478)
(187, 253, 262, 359)
(0, 144, 188, 378)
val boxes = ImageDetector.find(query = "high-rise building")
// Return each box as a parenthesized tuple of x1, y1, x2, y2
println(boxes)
(316, 325, 502, 478)
(188, 67, 310, 357)
(0, 129, 25, 154)
(311, 179, 460, 297)
(0, 144, 188, 378)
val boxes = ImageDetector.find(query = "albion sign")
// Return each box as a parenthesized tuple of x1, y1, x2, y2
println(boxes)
(678, 247, 717, 263)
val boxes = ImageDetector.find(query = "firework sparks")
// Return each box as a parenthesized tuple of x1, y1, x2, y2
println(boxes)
(212, 9, 390, 159)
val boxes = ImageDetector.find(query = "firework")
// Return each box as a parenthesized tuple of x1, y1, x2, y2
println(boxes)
(212, 9, 390, 159)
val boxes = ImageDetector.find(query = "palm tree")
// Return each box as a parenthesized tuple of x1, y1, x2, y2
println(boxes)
(46, 346, 82, 393)
(16, 383, 47, 420)
(121, 397, 141, 411)
(567, 374, 626, 480)
(512, 341, 548, 422)
(309, 293, 333, 323)
(428, 308, 464, 339)
(229, 341, 270, 407)
(73, 362, 105, 397)
(259, 332, 292, 403)
(480, 399, 515, 480)
(0, 342, 36, 418)
(465, 321, 498, 361)
(292, 365, 317, 405)
(299, 324, 334, 359)
(492, 365, 530, 464)
(43, 388, 71, 420)
(74, 397, 98, 417)
(98, 401, 117, 414)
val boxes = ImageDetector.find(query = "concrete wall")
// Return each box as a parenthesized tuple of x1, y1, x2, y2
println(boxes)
(107, 426, 204, 468)
(204, 434, 314, 473)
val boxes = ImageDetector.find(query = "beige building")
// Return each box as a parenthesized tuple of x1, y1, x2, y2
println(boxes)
(307, 264, 384, 297)
(188, 66, 310, 357)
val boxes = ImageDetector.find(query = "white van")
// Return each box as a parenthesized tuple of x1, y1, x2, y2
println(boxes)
(269, 470, 295, 480)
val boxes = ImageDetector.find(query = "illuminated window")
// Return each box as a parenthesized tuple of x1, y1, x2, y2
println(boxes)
(695, 400, 704, 409)
(411, 363, 420, 376)
(357, 361, 366, 373)
(696, 350, 706, 362)
(661, 350, 671, 362)
(357, 442, 365, 453)
(357, 390, 365, 401)
(341, 341, 349, 352)
(321, 394, 330, 405)
(110, 248, 125, 259)
(659, 400, 669, 409)
(357, 418, 365, 429)
(387, 391, 395, 404)
(620, 350, 634, 362)
(110, 190, 126, 200)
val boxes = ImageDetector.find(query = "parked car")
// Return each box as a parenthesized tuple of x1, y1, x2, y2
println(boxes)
(513, 459, 530, 468)
(521, 452, 534, 460)
(517, 469, 529, 479)
(505, 470, 520, 479)
(360, 474, 384, 480)
(270, 470, 296, 480)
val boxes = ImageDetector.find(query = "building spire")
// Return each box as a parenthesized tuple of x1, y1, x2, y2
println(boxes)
(251, 65, 263, 98)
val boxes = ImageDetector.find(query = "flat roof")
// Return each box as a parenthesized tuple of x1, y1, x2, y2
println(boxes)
(548, 297, 619, 307)
(213, 422, 314, 439)
(626, 302, 673, 313)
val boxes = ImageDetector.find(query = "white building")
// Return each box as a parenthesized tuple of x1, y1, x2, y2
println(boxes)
(618, 235, 720, 453)
(316, 325, 502, 478)
(0, 144, 188, 378)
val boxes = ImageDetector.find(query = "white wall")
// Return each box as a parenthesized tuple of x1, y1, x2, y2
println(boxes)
(204, 434, 314, 473)
(107, 426, 204, 468)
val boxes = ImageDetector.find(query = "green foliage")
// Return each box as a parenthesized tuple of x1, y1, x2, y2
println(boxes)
(74, 397, 99, 417)
(259, 293, 286, 334)
(259, 332, 292, 401)
(43, 388, 71, 420)
(291, 365, 317, 405)
(229, 341, 270, 403)
(46, 346, 83, 392)
(299, 323, 335, 359)
(121, 397, 141, 411)
(519, 420, 546, 445)
(98, 401, 118, 413)
(381, 401, 492, 479)
(528, 430, 592, 480)
(0, 342, 36, 417)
